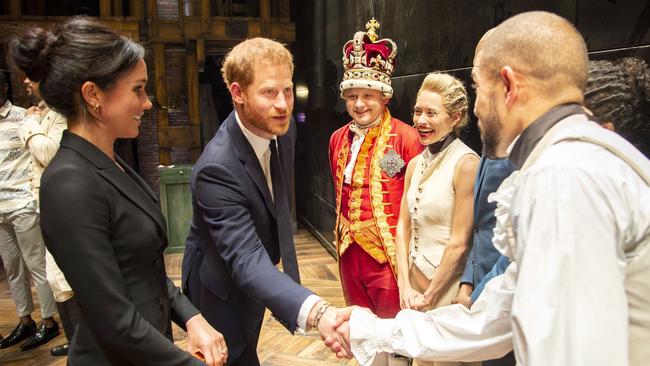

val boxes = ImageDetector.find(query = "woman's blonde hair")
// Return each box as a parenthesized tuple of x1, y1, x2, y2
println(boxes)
(416, 72, 469, 136)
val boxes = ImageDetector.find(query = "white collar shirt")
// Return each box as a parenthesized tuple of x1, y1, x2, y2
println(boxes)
(236, 111, 276, 199)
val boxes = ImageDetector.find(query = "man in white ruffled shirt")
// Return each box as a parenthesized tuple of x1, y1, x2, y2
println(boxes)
(326, 11, 650, 366)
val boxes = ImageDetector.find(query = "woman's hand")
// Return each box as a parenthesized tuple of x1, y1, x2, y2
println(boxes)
(412, 290, 434, 311)
(25, 105, 43, 116)
(185, 314, 227, 366)
(399, 285, 425, 310)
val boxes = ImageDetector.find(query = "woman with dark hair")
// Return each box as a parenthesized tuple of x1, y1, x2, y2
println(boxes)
(8, 17, 226, 366)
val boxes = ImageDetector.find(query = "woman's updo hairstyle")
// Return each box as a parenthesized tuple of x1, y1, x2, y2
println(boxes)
(416, 72, 469, 136)
(7, 17, 145, 120)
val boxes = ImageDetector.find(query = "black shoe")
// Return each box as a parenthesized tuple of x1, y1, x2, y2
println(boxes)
(0, 321, 37, 349)
(20, 321, 59, 351)
(50, 343, 69, 356)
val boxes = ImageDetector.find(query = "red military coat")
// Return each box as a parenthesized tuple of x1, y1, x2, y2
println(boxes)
(328, 109, 423, 276)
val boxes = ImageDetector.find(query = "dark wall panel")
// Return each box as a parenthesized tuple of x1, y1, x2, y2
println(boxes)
(293, 0, 650, 252)
(577, 0, 650, 51)
(382, 0, 495, 75)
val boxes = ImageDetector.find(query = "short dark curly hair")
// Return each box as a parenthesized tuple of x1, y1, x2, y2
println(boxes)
(585, 57, 650, 157)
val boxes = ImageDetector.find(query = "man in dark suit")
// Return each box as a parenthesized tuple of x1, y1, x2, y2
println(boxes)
(455, 156, 515, 366)
(457, 156, 515, 304)
(182, 37, 348, 366)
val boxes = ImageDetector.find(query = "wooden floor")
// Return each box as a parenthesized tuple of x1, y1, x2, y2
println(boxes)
(0, 228, 358, 365)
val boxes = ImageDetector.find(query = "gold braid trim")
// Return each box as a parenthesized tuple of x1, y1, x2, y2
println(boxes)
(344, 122, 387, 262)
(333, 111, 399, 275)
(333, 119, 388, 264)
(332, 130, 350, 254)
(369, 109, 398, 274)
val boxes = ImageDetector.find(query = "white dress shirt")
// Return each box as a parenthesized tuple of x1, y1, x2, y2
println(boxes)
(235, 112, 321, 332)
(344, 128, 366, 184)
(349, 115, 650, 366)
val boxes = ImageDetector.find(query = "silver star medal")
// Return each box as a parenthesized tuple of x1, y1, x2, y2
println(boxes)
(379, 149, 405, 177)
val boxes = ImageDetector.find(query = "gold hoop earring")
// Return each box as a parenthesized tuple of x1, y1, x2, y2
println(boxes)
(93, 104, 100, 113)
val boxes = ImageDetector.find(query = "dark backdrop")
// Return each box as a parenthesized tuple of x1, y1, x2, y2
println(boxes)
(291, 0, 650, 254)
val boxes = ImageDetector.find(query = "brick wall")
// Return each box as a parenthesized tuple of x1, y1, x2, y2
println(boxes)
(165, 47, 192, 165)
(133, 46, 158, 194)
(136, 108, 161, 195)
(136, 42, 193, 195)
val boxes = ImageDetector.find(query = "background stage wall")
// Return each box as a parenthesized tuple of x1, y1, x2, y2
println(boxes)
(290, 0, 650, 254)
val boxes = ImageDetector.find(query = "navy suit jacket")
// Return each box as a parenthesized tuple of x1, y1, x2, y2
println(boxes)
(461, 157, 515, 289)
(182, 112, 311, 363)
(471, 254, 511, 303)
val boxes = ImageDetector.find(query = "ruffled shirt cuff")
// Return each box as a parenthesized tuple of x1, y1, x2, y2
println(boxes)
(349, 309, 398, 365)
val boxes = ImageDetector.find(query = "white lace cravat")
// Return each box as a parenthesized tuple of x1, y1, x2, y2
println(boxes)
(343, 117, 381, 184)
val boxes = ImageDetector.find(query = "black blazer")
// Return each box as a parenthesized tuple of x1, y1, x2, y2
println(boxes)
(182, 112, 312, 363)
(40, 131, 204, 366)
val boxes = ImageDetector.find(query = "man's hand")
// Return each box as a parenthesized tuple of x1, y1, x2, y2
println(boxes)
(185, 314, 227, 366)
(331, 320, 351, 359)
(318, 306, 353, 358)
(323, 306, 372, 359)
(308, 301, 353, 358)
(451, 283, 473, 309)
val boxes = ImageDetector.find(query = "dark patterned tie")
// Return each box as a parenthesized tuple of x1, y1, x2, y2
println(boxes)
(269, 139, 301, 283)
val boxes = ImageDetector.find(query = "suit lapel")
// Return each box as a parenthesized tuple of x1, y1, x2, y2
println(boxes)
(98, 165, 168, 239)
(226, 113, 277, 219)
(473, 157, 488, 223)
(118, 155, 159, 204)
(61, 131, 168, 238)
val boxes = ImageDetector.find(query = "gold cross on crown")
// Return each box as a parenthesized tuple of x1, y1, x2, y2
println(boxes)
(366, 18, 380, 42)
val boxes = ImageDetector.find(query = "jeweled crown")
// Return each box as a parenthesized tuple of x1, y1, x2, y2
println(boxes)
(340, 18, 397, 96)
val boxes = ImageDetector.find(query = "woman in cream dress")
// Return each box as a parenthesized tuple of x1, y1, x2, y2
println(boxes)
(395, 73, 479, 366)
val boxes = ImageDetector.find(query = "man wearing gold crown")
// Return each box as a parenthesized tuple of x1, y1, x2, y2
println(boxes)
(329, 19, 423, 324)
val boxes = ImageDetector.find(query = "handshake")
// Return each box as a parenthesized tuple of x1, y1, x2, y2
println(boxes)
(308, 301, 373, 360)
